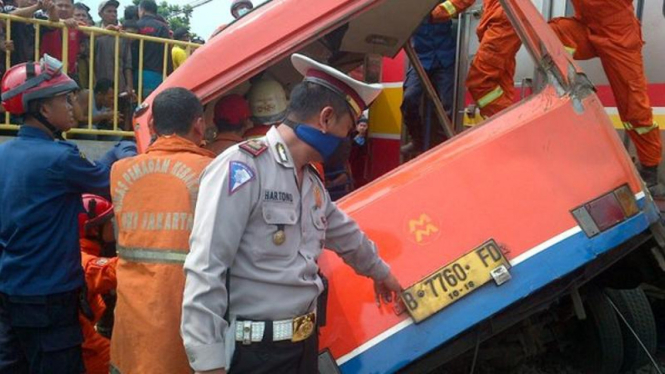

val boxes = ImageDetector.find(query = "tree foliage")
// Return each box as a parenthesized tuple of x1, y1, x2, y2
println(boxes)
(131, 0, 193, 33)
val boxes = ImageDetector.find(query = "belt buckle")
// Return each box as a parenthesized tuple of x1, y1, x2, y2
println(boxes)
(291, 312, 315, 342)
(242, 321, 252, 345)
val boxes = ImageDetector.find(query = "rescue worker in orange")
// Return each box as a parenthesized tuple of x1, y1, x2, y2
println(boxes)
(431, 0, 521, 118)
(206, 94, 253, 155)
(109, 87, 215, 374)
(548, 0, 663, 192)
(244, 77, 288, 139)
(78, 194, 118, 374)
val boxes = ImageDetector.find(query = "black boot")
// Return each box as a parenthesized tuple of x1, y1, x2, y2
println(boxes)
(640, 166, 658, 187)
(401, 119, 425, 157)
(400, 140, 424, 156)
(639, 166, 665, 199)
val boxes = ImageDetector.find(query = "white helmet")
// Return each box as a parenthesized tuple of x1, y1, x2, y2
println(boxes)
(248, 78, 288, 126)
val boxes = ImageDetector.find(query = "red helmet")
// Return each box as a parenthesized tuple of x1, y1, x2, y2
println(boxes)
(214, 94, 251, 128)
(1, 54, 79, 115)
(79, 194, 114, 238)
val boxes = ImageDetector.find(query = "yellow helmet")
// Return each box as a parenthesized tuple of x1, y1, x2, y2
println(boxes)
(248, 78, 288, 126)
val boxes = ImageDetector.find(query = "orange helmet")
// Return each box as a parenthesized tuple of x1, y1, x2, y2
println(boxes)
(79, 194, 114, 238)
(1, 54, 79, 115)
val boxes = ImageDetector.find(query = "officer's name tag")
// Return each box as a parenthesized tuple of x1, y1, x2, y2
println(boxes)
(264, 190, 294, 204)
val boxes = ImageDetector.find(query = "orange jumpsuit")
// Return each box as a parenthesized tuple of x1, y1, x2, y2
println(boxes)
(110, 136, 215, 374)
(549, 0, 661, 167)
(79, 238, 118, 374)
(432, 0, 521, 118)
(467, 0, 521, 118)
(205, 132, 244, 155)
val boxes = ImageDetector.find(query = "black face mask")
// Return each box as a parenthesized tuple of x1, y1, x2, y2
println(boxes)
(325, 136, 352, 168)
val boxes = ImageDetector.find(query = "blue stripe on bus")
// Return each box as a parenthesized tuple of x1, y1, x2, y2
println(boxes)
(340, 198, 656, 374)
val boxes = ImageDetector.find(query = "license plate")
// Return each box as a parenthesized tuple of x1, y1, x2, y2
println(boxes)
(401, 240, 511, 323)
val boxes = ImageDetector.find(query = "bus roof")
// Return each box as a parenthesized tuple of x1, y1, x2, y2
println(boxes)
(133, 0, 439, 150)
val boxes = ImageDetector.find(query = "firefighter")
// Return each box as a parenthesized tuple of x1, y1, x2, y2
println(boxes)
(0, 55, 134, 373)
(548, 0, 663, 193)
(181, 53, 401, 374)
(78, 194, 118, 374)
(230, 0, 252, 19)
(109, 87, 215, 374)
(244, 77, 289, 139)
(432, 0, 521, 118)
(206, 94, 253, 155)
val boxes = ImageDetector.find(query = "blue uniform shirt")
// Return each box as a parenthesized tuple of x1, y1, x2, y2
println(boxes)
(0, 126, 114, 296)
(412, 20, 456, 71)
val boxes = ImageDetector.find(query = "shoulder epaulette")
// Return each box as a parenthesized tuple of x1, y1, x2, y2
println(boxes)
(239, 140, 268, 157)
(307, 163, 324, 183)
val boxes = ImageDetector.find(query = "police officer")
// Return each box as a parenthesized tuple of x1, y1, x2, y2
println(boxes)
(182, 54, 402, 374)
(0, 55, 135, 373)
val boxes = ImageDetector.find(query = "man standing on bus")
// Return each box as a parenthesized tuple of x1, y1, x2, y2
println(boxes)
(400, 12, 459, 155)
(549, 0, 664, 195)
(230, 0, 252, 19)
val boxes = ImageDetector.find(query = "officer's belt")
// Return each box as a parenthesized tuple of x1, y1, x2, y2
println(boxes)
(235, 312, 316, 344)
(117, 245, 188, 264)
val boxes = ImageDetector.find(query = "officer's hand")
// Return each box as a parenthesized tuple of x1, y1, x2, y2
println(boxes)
(373, 272, 402, 307)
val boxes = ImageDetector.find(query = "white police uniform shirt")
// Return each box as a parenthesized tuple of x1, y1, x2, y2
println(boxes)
(181, 126, 390, 371)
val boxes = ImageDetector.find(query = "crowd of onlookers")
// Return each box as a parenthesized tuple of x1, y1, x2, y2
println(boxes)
(0, 0, 200, 133)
